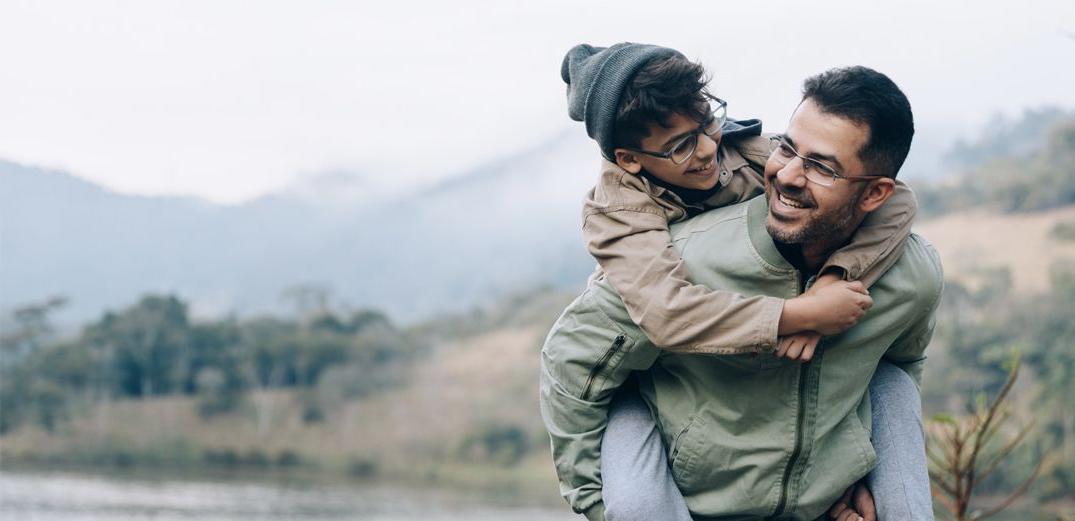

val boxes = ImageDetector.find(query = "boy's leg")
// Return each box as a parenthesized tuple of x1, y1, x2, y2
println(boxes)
(867, 361, 934, 520)
(601, 386, 692, 521)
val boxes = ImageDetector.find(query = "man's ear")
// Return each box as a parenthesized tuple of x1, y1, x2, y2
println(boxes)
(857, 178, 897, 213)
(613, 148, 643, 174)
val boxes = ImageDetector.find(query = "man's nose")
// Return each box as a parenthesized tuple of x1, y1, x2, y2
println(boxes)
(775, 156, 808, 188)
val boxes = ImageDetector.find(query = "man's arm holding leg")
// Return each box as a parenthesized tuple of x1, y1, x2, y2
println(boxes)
(539, 292, 661, 518)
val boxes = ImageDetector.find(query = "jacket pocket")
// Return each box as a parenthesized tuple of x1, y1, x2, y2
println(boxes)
(580, 334, 626, 401)
(669, 413, 707, 491)
(846, 412, 877, 477)
(541, 291, 636, 401)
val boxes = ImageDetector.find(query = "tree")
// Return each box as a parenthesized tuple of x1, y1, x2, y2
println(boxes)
(928, 356, 1042, 520)
(84, 295, 191, 397)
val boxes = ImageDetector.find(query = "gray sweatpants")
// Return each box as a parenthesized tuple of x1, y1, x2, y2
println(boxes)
(600, 361, 933, 521)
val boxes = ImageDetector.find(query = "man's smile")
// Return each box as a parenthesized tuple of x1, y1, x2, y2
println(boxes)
(768, 183, 816, 220)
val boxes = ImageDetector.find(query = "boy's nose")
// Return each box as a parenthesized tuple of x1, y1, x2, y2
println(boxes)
(696, 132, 719, 162)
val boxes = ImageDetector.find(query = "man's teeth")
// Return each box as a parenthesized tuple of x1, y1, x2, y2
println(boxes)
(779, 193, 806, 209)
(688, 162, 711, 174)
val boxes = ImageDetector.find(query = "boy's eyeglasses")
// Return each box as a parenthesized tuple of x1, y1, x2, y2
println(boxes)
(625, 97, 727, 165)
(767, 136, 886, 187)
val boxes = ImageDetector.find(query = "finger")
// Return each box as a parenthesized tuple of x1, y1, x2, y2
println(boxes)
(854, 484, 877, 521)
(859, 294, 874, 310)
(830, 487, 854, 518)
(847, 280, 867, 294)
(800, 340, 817, 362)
(830, 504, 848, 519)
(838, 510, 861, 521)
(785, 338, 805, 360)
(775, 337, 790, 358)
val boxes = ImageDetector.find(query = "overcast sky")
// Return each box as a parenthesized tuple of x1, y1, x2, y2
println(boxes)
(1, 0, 1073, 204)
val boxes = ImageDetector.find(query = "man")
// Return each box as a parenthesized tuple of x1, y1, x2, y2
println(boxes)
(540, 66, 942, 520)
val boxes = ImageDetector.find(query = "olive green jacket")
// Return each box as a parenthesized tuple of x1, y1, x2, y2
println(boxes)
(540, 195, 943, 520)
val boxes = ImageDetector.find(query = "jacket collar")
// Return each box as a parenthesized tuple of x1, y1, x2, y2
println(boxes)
(746, 195, 796, 271)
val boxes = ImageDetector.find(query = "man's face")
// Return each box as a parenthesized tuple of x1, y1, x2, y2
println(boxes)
(634, 112, 720, 191)
(765, 98, 870, 247)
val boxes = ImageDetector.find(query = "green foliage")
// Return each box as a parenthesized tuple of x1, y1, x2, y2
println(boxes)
(925, 265, 1075, 502)
(459, 422, 533, 467)
(918, 115, 1075, 216)
(928, 356, 1041, 521)
(944, 107, 1074, 170)
(0, 293, 419, 433)
(1050, 219, 1075, 242)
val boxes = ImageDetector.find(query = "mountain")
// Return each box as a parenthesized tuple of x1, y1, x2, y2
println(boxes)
(5, 108, 1068, 326)
(0, 132, 599, 325)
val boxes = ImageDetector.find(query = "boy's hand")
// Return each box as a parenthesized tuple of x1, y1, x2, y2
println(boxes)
(828, 482, 876, 521)
(775, 332, 821, 362)
(801, 276, 872, 336)
(777, 273, 872, 336)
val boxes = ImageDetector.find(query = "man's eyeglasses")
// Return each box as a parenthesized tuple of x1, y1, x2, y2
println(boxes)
(767, 136, 886, 187)
(624, 97, 727, 165)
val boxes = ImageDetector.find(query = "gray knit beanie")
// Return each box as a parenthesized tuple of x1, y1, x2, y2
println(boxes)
(561, 42, 684, 160)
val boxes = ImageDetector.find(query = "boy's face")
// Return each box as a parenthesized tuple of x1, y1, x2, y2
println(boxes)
(616, 112, 721, 191)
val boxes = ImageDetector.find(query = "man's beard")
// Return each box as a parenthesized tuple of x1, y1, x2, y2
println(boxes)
(766, 188, 863, 247)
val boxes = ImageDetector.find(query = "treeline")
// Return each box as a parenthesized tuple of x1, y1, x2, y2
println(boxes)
(918, 111, 1075, 216)
(0, 293, 420, 434)
(924, 264, 1075, 502)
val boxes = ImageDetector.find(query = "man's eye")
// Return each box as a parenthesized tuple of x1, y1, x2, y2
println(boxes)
(808, 160, 837, 177)
(778, 144, 796, 157)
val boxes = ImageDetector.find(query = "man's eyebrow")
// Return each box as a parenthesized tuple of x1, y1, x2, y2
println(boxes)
(782, 134, 844, 171)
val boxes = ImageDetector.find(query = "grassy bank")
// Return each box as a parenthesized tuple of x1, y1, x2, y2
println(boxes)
(0, 323, 564, 505)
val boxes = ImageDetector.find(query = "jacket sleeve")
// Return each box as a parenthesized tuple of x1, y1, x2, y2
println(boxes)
(539, 290, 661, 517)
(881, 236, 944, 386)
(584, 200, 784, 354)
(822, 181, 919, 288)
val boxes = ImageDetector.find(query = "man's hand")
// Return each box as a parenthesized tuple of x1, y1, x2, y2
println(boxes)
(775, 331, 822, 362)
(829, 482, 876, 521)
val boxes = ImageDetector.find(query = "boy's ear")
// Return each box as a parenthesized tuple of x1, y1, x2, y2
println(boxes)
(613, 148, 643, 174)
(857, 178, 897, 213)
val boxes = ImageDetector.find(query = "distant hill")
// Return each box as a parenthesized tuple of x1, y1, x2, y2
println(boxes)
(3, 108, 1070, 325)
(0, 132, 599, 325)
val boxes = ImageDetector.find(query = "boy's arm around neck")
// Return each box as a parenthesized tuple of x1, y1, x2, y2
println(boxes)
(584, 165, 783, 354)
(822, 181, 919, 287)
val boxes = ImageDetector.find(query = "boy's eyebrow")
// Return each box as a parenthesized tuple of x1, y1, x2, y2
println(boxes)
(660, 122, 704, 148)
(781, 134, 844, 171)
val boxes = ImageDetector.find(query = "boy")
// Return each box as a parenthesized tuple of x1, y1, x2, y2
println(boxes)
(550, 43, 926, 520)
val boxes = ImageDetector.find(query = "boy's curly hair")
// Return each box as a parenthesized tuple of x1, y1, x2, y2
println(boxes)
(612, 56, 713, 151)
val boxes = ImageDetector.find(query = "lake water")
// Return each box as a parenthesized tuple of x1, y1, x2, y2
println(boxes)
(0, 469, 578, 520)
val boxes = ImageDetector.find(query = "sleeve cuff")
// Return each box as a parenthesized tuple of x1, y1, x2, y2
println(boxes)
(582, 501, 606, 521)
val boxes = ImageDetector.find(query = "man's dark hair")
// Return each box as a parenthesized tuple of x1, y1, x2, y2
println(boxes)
(612, 55, 711, 150)
(801, 66, 914, 178)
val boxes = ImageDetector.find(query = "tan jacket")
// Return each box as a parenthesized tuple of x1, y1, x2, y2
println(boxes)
(582, 135, 917, 355)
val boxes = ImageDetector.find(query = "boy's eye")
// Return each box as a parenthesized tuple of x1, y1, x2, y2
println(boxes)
(670, 135, 697, 162)
(777, 143, 796, 158)
(703, 118, 721, 136)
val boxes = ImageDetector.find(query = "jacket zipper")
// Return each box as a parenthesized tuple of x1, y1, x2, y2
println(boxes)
(581, 335, 626, 401)
(772, 275, 810, 519)
(771, 363, 809, 518)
